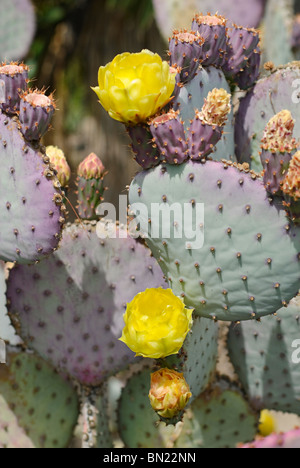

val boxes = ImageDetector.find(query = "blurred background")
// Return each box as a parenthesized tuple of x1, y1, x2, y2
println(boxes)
(1, 0, 300, 210)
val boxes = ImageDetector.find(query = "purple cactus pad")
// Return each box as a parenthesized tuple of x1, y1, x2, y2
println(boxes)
(235, 50, 261, 90)
(0, 63, 28, 114)
(188, 115, 223, 160)
(191, 14, 227, 68)
(260, 149, 293, 195)
(7, 221, 167, 386)
(168, 31, 204, 84)
(127, 125, 161, 170)
(223, 26, 260, 77)
(150, 111, 189, 164)
(19, 91, 55, 141)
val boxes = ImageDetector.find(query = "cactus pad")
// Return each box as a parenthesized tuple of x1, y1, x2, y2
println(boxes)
(129, 159, 300, 321)
(118, 367, 165, 448)
(228, 296, 300, 415)
(7, 221, 167, 386)
(0, 0, 35, 62)
(160, 316, 218, 402)
(0, 111, 65, 263)
(174, 377, 259, 448)
(0, 351, 79, 448)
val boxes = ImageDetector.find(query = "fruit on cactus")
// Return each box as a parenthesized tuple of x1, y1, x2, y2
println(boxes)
(19, 90, 55, 141)
(149, 368, 192, 419)
(127, 124, 161, 169)
(46, 146, 71, 188)
(119, 288, 193, 359)
(191, 13, 227, 67)
(168, 30, 205, 84)
(149, 110, 189, 165)
(92, 50, 176, 125)
(76, 153, 107, 220)
(0, 62, 29, 113)
(223, 26, 260, 78)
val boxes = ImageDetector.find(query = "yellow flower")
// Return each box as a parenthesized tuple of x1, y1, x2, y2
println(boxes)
(149, 368, 192, 419)
(119, 288, 193, 359)
(92, 50, 176, 125)
(258, 410, 277, 437)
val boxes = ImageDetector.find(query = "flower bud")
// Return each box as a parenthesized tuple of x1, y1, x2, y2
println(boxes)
(46, 146, 71, 187)
(149, 368, 192, 419)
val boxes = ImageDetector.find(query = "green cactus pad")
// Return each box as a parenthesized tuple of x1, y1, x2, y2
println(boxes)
(160, 316, 218, 402)
(0, 351, 79, 448)
(81, 386, 113, 448)
(174, 377, 259, 448)
(227, 296, 300, 415)
(129, 159, 300, 321)
(235, 63, 300, 172)
(118, 367, 166, 448)
(0, 262, 21, 345)
(173, 67, 235, 162)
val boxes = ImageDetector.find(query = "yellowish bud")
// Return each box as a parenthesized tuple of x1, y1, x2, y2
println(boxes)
(149, 368, 192, 418)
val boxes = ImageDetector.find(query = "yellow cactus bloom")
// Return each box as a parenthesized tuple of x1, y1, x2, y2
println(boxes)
(258, 410, 277, 437)
(149, 368, 192, 419)
(119, 288, 193, 359)
(92, 50, 176, 125)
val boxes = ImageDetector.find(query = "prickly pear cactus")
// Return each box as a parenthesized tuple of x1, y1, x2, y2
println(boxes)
(0, 64, 65, 264)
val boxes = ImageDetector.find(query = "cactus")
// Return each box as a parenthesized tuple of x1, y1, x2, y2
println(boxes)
(152, 0, 266, 42)
(227, 295, 300, 415)
(235, 62, 300, 172)
(0, 0, 35, 62)
(3, 6, 300, 449)
(174, 377, 259, 448)
(0, 350, 79, 448)
(0, 63, 65, 264)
